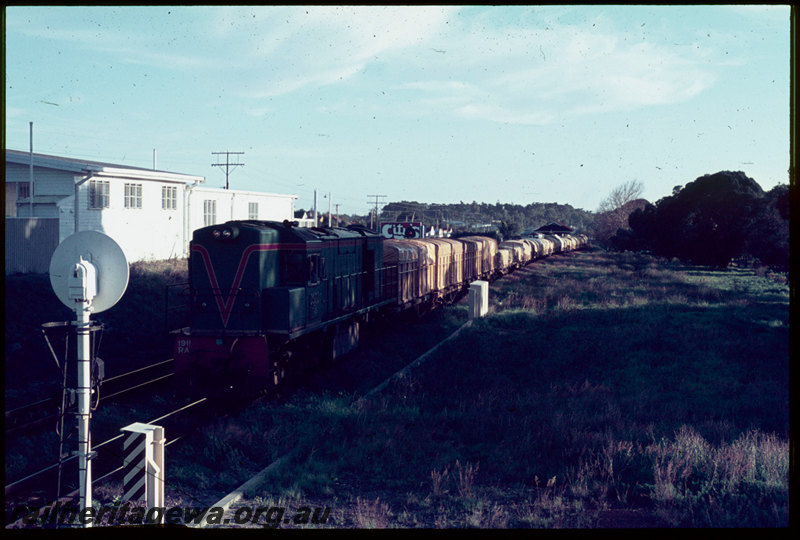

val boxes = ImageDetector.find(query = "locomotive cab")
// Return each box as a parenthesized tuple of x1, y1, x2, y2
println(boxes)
(175, 220, 388, 396)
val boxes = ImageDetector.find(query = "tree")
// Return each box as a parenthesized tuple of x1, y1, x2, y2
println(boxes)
(497, 220, 522, 240)
(628, 171, 766, 267)
(593, 180, 646, 244)
(597, 180, 645, 214)
(746, 185, 790, 270)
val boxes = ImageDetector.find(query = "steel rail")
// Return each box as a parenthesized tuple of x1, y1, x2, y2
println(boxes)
(4, 360, 176, 435)
(5, 397, 207, 499)
(97, 373, 174, 402)
(5, 359, 174, 416)
(102, 358, 174, 384)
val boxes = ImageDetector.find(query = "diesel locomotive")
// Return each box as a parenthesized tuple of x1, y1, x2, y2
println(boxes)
(173, 220, 588, 396)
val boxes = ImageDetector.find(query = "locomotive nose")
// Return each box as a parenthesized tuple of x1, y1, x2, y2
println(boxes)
(174, 334, 271, 397)
(228, 336, 273, 395)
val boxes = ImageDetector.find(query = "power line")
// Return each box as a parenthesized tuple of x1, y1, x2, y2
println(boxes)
(211, 151, 244, 189)
(367, 194, 387, 231)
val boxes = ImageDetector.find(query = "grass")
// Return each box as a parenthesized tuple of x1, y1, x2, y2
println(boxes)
(7, 250, 789, 527)
(166, 248, 789, 527)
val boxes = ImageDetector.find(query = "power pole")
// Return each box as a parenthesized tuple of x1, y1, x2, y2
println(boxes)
(211, 151, 244, 190)
(367, 194, 387, 231)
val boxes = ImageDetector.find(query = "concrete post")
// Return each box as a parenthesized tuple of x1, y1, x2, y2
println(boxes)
(469, 280, 489, 319)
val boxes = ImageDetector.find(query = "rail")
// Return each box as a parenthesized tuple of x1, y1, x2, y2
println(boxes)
(4, 359, 175, 436)
(4, 397, 209, 504)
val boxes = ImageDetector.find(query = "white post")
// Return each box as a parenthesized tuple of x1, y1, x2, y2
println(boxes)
(148, 425, 165, 512)
(29, 122, 34, 216)
(76, 306, 92, 525)
(314, 189, 318, 227)
(70, 257, 97, 527)
(469, 280, 489, 319)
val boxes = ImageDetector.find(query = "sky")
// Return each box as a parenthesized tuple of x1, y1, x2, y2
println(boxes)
(4, 5, 792, 216)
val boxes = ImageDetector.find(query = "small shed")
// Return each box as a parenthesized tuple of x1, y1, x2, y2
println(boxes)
(533, 221, 575, 235)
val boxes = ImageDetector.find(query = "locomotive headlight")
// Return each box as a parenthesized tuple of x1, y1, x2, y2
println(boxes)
(212, 226, 239, 240)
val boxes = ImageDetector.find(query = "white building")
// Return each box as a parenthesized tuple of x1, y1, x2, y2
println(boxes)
(5, 149, 297, 271)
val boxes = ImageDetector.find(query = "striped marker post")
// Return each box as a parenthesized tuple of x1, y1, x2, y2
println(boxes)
(121, 423, 165, 518)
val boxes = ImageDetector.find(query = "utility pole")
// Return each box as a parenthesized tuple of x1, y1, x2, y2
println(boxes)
(367, 194, 387, 231)
(211, 151, 244, 190)
(29, 122, 34, 216)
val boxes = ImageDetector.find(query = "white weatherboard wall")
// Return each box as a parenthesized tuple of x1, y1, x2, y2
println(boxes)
(97, 185, 297, 261)
(81, 178, 187, 261)
(186, 186, 296, 234)
(6, 150, 298, 268)
(5, 162, 74, 218)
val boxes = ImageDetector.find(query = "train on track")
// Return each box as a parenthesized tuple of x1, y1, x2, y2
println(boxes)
(172, 220, 588, 396)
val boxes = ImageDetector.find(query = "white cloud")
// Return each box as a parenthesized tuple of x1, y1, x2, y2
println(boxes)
(18, 6, 716, 119)
(233, 6, 459, 98)
(5, 6, 726, 128)
(400, 81, 474, 93)
(4, 106, 26, 121)
(725, 5, 790, 17)
(456, 103, 555, 126)
(7, 7, 228, 72)
(418, 20, 720, 124)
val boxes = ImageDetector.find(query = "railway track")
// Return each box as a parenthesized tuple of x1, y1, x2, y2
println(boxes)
(5, 360, 270, 527)
(4, 359, 183, 506)
(4, 395, 211, 517)
(4, 359, 175, 436)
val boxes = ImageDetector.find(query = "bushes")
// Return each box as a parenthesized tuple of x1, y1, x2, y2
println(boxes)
(625, 171, 789, 269)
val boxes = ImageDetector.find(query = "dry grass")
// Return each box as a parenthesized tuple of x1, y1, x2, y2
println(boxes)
(161, 249, 790, 527)
(353, 497, 391, 528)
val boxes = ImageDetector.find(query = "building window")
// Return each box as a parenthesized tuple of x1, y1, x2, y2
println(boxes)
(248, 202, 258, 220)
(124, 183, 143, 209)
(88, 180, 110, 209)
(204, 200, 216, 226)
(162, 185, 177, 210)
(17, 182, 31, 199)
(18, 183, 31, 199)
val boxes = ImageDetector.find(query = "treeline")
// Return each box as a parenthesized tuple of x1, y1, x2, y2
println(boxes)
(610, 171, 789, 270)
(380, 200, 594, 233)
(300, 170, 789, 271)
